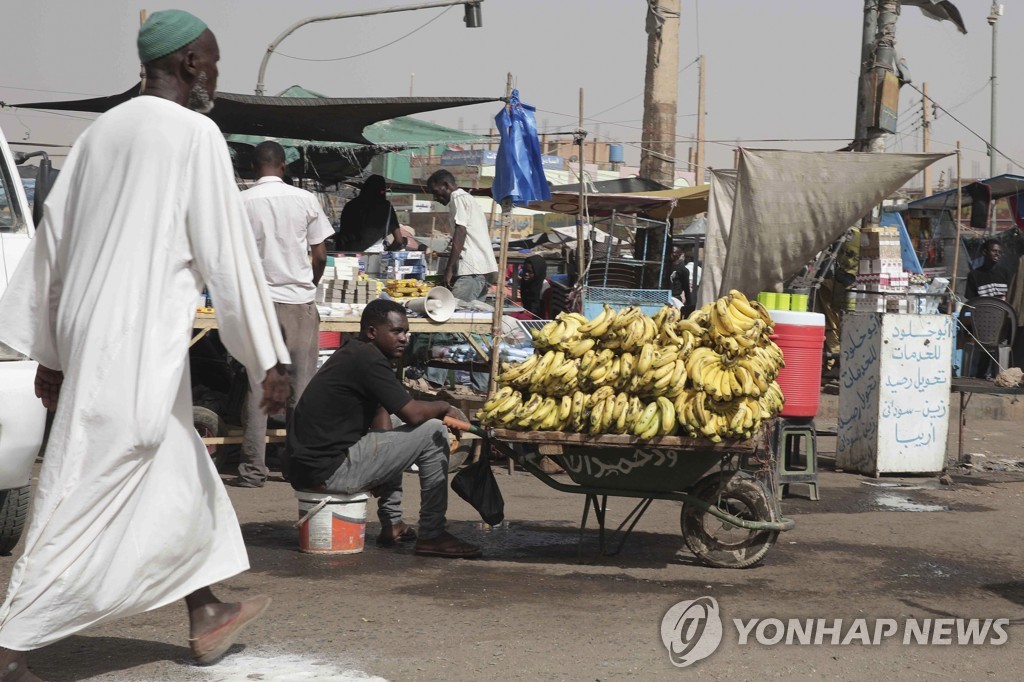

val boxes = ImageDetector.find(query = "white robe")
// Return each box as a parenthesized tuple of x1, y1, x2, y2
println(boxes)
(0, 96, 289, 650)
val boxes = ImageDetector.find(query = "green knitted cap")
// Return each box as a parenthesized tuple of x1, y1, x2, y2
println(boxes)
(137, 10, 208, 64)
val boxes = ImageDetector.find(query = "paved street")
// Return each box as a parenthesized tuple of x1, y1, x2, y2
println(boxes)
(4, 419, 1024, 681)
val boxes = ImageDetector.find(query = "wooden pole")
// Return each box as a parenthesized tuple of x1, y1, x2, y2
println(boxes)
(952, 141, 963, 299)
(922, 83, 932, 197)
(695, 54, 706, 185)
(576, 88, 586, 286)
(486, 72, 515, 400)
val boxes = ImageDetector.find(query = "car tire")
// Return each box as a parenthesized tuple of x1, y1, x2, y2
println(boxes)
(0, 485, 30, 556)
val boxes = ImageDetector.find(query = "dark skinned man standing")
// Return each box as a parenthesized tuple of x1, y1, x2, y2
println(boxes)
(283, 299, 482, 558)
(230, 141, 333, 488)
(0, 11, 289, 679)
(426, 169, 498, 302)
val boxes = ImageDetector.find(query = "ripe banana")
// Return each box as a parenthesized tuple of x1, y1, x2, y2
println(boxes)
(656, 396, 676, 435)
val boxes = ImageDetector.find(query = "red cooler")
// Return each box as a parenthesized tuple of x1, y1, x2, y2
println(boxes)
(769, 310, 825, 418)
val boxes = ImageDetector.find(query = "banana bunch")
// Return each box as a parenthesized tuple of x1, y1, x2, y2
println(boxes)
(497, 349, 582, 395)
(704, 290, 775, 357)
(477, 386, 525, 427)
(673, 390, 762, 442)
(531, 311, 592, 354)
(484, 296, 784, 440)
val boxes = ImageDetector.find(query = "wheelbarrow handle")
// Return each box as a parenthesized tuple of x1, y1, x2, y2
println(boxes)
(442, 416, 488, 438)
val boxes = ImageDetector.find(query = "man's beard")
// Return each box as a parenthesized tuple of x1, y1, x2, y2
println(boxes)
(188, 72, 215, 113)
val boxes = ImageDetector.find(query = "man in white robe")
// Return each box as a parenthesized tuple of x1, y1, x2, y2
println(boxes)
(0, 11, 290, 680)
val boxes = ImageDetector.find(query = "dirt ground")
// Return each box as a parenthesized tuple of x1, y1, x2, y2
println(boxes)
(4, 418, 1024, 681)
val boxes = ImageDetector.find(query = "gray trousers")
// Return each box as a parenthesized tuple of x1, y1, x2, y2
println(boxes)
(451, 273, 490, 302)
(240, 301, 320, 484)
(323, 418, 452, 540)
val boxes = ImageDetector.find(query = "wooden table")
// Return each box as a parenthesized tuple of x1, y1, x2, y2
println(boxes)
(950, 377, 1024, 464)
(193, 311, 493, 335)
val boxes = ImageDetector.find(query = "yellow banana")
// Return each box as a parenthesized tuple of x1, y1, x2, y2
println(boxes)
(567, 337, 596, 358)
(652, 348, 679, 369)
(482, 386, 514, 412)
(558, 395, 573, 422)
(602, 396, 617, 432)
(677, 319, 705, 336)
(637, 343, 656, 375)
(669, 359, 688, 390)
(633, 402, 660, 436)
(657, 396, 676, 435)
(579, 349, 599, 373)
(497, 353, 539, 383)
(728, 290, 760, 322)
(589, 398, 606, 434)
(547, 320, 568, 345)
(578, 303, 612, 335)
(611, 391, 629, 421)
(639, 417, 661, 440)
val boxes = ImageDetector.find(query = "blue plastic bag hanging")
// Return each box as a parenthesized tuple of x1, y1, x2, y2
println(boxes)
(491, 89, 552, 207)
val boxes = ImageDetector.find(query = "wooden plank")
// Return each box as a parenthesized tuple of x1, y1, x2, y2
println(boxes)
(194, 312, 493, 335)
(488, 428, 757, 452)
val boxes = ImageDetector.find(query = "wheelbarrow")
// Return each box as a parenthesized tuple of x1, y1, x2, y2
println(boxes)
(452, 419, 795, 569)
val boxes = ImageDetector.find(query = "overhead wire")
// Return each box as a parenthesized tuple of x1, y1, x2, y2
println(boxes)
(275, 6, 453, 62)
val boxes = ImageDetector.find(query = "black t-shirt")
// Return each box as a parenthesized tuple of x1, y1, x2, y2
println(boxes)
(282, 337, 411, 489)
(965, 265, 1009, 300)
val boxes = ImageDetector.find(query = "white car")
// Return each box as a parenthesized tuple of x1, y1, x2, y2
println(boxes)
(0, 125, 48, 554)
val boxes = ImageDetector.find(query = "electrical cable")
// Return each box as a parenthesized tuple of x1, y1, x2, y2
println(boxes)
(276, 6, 453, 62)
(588, 57, 699, 120)
(904, 81, 1024, 171)
(0, 84, 103, 97)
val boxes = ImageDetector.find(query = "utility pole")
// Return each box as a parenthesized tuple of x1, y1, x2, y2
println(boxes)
(853, 0, 900, 228)
(988, 3, 1002, 181)
(695, 54, 706, 185)
(639, 0, 680, 188)
(854, 0, 901, 152)
(988, 2, 1003, 235)
(639, 0, 680, 290)
(922, 82, 932, 197)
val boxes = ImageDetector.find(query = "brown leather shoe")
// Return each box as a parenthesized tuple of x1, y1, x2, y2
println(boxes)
(376, 522, 417, 547)
(414, 531, 482, 559)
(189, 595, 271, 665)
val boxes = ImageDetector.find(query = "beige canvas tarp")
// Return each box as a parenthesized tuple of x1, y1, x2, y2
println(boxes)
(699, 149, 948, 302)
(696, 170, 737, 306)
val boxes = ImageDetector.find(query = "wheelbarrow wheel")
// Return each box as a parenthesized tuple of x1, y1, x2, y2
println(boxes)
(681, 470, 779, 569)
(193, 406, 225, 458)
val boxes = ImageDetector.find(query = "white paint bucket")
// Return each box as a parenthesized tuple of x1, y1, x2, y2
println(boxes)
(294, 491, 369, 554)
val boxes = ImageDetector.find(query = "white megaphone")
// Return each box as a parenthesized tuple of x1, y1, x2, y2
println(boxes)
(404, 286, 457, 322)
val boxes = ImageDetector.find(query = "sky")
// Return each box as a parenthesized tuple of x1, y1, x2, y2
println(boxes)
(1, 0, 1020, 183)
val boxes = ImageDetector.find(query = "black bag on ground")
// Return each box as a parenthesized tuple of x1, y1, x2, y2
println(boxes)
(451, 452, 504, 525)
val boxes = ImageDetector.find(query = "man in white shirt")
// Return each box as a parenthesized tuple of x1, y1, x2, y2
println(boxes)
(426, 169, 498, 302)
(230, 141, 334, 488)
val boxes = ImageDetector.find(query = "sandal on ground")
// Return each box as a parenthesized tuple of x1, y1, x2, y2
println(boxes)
(414, 531, 482, 559)
(377, 522, 417, 547)
(189, 595, 271, 665)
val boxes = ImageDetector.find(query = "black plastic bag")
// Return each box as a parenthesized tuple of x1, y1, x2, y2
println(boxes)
(451, 453, 504, 525)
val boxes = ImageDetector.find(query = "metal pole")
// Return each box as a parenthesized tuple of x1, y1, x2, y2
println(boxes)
(255, 0, 483, 94)
(922, 82, 932, 197)
(486, 72, 514, 400)
(695, 54, 706, 184)
(988, 2, 1001, 235)
(576, 88, 587, 287)
(952, 142, 963, 298)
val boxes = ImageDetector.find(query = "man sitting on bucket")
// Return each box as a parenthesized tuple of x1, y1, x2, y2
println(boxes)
(281, 299, 482, 558)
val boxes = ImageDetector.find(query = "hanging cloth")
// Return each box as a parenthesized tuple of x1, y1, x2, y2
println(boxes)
(491, 89, 552, 207)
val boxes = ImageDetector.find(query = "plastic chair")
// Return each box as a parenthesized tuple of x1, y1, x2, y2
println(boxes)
(960, 297, 1016, 374)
